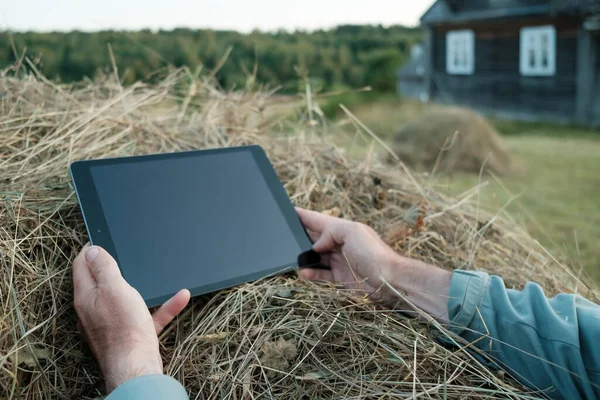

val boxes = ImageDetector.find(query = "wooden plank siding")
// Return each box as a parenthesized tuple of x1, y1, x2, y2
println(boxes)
(430, 17, 582, 120)
(550, 0, 600, 14)
(449, 0, 548, 12)
(593, 34, 600, 126)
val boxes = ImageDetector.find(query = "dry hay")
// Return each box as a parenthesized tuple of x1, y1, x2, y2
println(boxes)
(1, 66, 597, 400)
(389, 106, 516, 175)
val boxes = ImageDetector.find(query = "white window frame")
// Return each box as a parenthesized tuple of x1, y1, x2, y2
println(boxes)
(520, 25, 556, 76)
(446, 30, 475, 75)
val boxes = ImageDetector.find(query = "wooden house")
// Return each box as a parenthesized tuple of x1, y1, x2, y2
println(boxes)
(397, 0, 600, 126)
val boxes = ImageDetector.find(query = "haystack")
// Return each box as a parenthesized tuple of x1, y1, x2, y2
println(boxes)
(389, 106, 515, 175)
(1, 66, 597, 399)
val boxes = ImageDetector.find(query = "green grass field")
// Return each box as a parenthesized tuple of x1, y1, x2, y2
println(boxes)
(325, 96, 600, 282)
(440, 135, 600, 282)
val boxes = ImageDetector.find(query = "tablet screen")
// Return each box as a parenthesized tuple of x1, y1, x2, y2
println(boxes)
(81, 148, 309, 305)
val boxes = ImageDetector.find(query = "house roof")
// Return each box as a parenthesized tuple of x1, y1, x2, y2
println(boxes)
(421, 1, 551, 25)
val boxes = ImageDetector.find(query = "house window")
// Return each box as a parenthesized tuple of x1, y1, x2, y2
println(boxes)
(446, 30, 474, 75)
(520, 25, 556, 76)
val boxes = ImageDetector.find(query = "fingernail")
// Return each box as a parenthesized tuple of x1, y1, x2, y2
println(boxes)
(86, 246, 100, 262)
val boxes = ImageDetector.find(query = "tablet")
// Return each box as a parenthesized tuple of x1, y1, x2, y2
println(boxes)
(70, 145, 318, 307)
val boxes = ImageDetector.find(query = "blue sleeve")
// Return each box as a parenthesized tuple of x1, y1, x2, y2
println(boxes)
(447, 270, 600, 400)
(106, 374, 189, 400)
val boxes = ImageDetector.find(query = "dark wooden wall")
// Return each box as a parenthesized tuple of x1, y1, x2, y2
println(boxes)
(429, 17, 581, 120)
(550, 0, 600, 13)
(450, 0, 548, 12)
(593, 34, 600, 127)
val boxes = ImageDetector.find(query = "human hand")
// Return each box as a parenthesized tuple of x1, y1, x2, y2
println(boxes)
(296, 208, 452, 317)
(72, 244, 190, 393)
(296, 208, 402, 303)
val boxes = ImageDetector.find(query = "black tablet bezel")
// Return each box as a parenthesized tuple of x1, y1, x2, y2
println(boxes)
(70, 145, 316, 307)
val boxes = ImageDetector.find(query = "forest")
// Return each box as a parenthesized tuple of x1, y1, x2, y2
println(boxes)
(0, 25, 422, 93)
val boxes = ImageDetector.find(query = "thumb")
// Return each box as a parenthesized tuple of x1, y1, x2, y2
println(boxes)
(85, 246, 123, 285)
(312, 231, 337, 253)
(152, 289, 191, 334)
(311, 220, 349, 253)
(296, 207, 328, 233)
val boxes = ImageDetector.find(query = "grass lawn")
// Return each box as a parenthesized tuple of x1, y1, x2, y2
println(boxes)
(324, 95, 600, 282)
(439, 135, 600, 282)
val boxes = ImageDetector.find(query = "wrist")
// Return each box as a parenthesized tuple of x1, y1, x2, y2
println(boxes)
(373, 252, 407, 304)
(98, 332, 163, 393)
(379, 254, 452, 321)
(102, 353, 163, 393)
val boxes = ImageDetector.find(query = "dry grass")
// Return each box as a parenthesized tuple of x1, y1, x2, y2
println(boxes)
(1, 65, 598, 399)
(388, 106, 516, 175)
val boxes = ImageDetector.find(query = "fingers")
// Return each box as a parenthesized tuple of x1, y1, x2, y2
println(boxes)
(73, 243, 95, 293)
(312, 231, 337, 253)
(296, 207, 348, 253)
(312, 222, 350, 253)
(85, 246, 123, 285)
(296, 207, 329, 233)
(152, 289, 191, 334)
(298, 267, 334, 282)
(305, 229, 320, 243)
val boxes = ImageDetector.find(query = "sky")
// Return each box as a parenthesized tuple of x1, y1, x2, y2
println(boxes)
(0, 0, 435, 32)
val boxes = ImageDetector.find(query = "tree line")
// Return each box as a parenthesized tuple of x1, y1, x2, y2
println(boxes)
(1, 25, 421, 93)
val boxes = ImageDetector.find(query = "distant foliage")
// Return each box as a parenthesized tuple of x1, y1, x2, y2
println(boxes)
(0, 25, 421, 92)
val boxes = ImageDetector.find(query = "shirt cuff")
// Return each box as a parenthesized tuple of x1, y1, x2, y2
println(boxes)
(447, 270, 490, 336)
(106, 374, 188, 400)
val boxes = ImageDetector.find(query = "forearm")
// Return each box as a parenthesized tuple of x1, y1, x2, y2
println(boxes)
(380, 254, 452, 321)
(447, 270, 600, 399)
